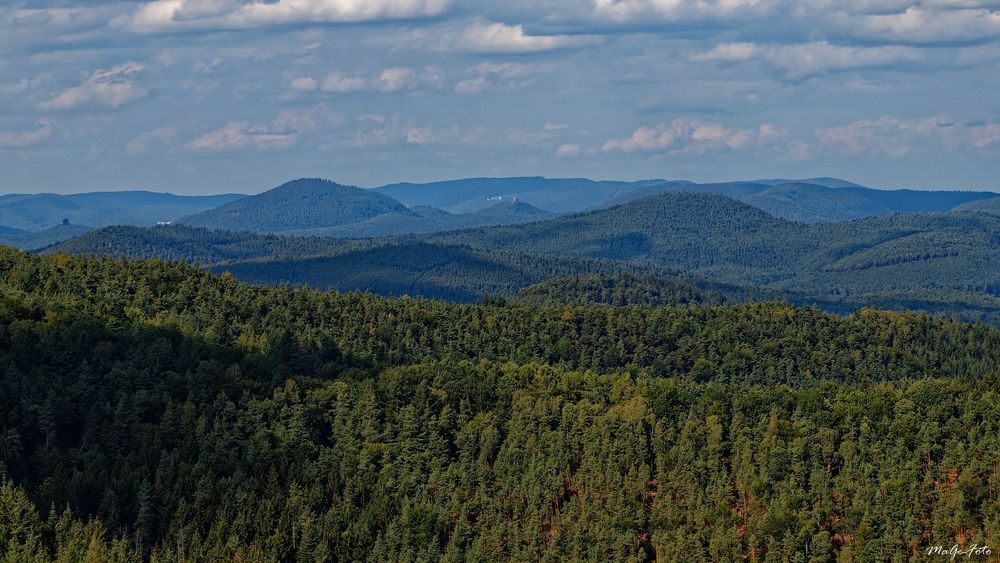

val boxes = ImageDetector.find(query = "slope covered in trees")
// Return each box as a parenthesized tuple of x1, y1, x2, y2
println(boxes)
(177, 178, 411, 233)
(516, 274, 724, 307)
(45, 192, 1000, 323)
(428, 193, 1000, 321)
(0, 249, 998, 560)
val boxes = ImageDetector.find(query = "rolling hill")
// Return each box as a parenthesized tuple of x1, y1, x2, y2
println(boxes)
(178, 178, 412, 233)
(0, 222, 93, 251)
(288, 199, 555, 238)
(599, 180, 999, 223)
(953, 195, 1000, 215)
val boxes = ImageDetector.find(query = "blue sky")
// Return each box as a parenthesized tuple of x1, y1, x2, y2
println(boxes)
(2, 0, 1000, 194)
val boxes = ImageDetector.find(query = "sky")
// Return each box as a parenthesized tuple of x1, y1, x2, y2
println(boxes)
(2, 1, 1000, 195)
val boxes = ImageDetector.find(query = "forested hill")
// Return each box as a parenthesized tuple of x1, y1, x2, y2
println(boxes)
(178, 178, 412, 232)
(516, 274, 724, 307)
(44, 192, 1000, 323)
(428, 193, 1000, 320)
(0, 248, 998, 560)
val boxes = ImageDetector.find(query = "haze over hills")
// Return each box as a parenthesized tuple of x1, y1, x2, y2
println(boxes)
(0, 223, 93, 251)
(0, 191, 244, 231)
(372, 175, 999, 223)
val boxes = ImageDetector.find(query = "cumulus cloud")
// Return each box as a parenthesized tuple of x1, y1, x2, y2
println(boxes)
(320, 71, 369, 93)
(126, 126, 178, 156)
(0, 118, 54, 148)
(601, 118, 788, 155)
(454, 62, 535, 94)
(291, 67, 432, 94)
(186, 121, 298, 152)
(40, 62, 147, 111)
(186, 105, 340, 152)
(852, 6, 1000, 44)
(340, 114, 456, 148)
(441, 21, 602, 53)
(813, 115, 1000, 157)
(290, 76, 319, 91)
(693, 42, 922, 78)
(376, 67, 418, 92)
(590, 0, 778, 23)
(117, 0, 453, 32)
(556, 143, 581, 156)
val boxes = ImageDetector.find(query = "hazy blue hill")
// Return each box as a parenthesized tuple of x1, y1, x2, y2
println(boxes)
(742, 182, 888, 223)
(374, 175, 1000, 221)
(288, 200, 556, 238)
(601, 180, 889, 223)
(0, 223, 93, 251)
(952, 195, 1000, 215)
(0, 191, 244, 230)
(0, 225, 25, 235)
(839, 187, 996, 213)
(375, 177, 641, 213)
(457, 200, 554, 224)
(375, 176, 586, 208)
(599, 181, 769, 209)
(179, 178, 411, 233)
(755, 177, 866, 189)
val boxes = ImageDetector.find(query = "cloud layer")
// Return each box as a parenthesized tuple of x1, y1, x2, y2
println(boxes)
(2, 0, 999, 191)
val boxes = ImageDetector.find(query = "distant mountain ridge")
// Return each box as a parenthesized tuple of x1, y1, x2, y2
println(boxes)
(374, 176, 999, 223)
(0, 190, 245, 231)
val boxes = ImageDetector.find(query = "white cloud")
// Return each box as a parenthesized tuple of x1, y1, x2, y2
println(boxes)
(340, 114, 456, 148)
(443, 21, 602, 53)
(186, 121, 298, 152)
(691, 42, 761, 62)
(304, 67, 424, 93)
(454, 62, 535, 94)
(853, 6, 1000, 44)
(126, 126, 178, 156)
(117, 0, 453, 32)
(41, 62, 147, 111)
(693, 42, 921, 78)
(601, 118, 790, 155)
(321, 71, 369, 93)
(290, 76, 319, 91)
(0, 118, 54, 148)
(556, 143, 581, 156)
(812, 115, 1000, 156)
(376, 67, 417, 92)
(185, 105, 340, 152)
(590, 0, 781, 23)
(0, 75, 51, 95)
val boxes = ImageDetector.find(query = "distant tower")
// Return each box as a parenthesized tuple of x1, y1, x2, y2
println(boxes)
(62, 218, 69, 225)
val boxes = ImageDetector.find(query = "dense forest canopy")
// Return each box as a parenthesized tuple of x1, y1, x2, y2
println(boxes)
(0, 247, 998, 561)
